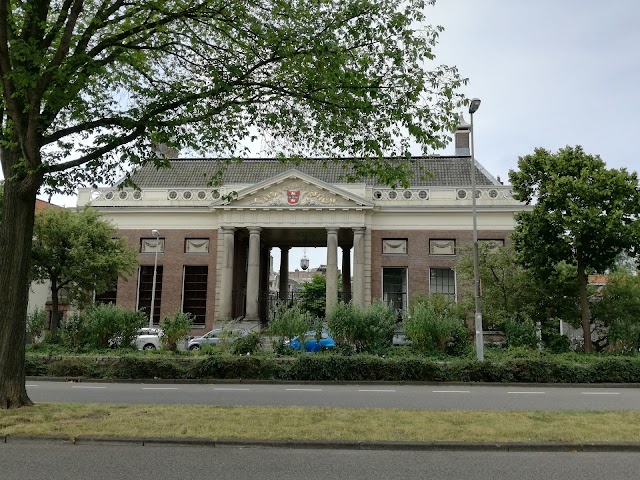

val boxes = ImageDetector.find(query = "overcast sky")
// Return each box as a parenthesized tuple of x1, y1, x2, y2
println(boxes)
(428, 0, 639, 180)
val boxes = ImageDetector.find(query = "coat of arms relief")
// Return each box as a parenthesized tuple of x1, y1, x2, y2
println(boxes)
(251, 183, 339, 206)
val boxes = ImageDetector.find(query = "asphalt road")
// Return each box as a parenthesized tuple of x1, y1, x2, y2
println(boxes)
(2, 443, 639, 480)
(25, 381, 640, 410)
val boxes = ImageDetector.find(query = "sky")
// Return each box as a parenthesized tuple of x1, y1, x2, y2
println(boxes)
(4, 1, 639, 271)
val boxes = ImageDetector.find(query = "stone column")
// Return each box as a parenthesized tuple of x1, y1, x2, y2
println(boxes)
(279, 246, 290, 301)
(352, 227, 365, 307)
(326, 227, 339, 314)
(245, 226, 261, 321)
(341, 246, 351, 303)
(219, 226, 235, 319)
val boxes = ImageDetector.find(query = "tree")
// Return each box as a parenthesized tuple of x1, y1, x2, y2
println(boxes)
(0, 1, 466, 407)
(31, 207, 137, 335)
(509, 146, 640, 352)
(298, 274, 327, 319)
(591, 270, 640, 353)
(455, 243, 580, 331)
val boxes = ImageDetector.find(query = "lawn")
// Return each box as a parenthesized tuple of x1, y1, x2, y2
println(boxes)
(2, 404, 640, 443)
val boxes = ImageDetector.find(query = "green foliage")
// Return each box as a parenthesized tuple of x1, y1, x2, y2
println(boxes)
(327, 301, 396, 353)
(592, 271, 640, 353)
(26, 307, 46, 344)
(25, 351, 640, 383)
(509, 146, 640, 351)
(30, 207, 138, 321)
(298, 275, 327, 319)
(456, 243, 580, 332)
(160, 311, 193, 352)
(404, 294, 470, 354)
(504, 313, 539, 349)
(231, 332, 262, 355)
(268, 303, 312, 344)
(58, 305, 146, 350)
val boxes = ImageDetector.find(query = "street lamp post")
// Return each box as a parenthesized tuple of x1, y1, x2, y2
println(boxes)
(469, 98, 484, 362)
(149, 229, 160, 328)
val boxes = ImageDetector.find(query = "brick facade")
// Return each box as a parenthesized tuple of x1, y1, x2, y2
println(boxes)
(370, 229, 510, 303)
(115, 228, 218, 332)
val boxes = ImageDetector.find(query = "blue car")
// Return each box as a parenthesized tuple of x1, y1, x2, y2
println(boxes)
(287, 330, 335, 352)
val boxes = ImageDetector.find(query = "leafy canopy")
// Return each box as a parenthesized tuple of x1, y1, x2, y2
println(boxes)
(509, 146, 640, 276)
(1, 0, 467, 195)
(31, 207, 138, 308)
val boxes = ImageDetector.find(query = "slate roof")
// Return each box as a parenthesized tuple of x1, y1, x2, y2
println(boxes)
(125, 156, 498, 188)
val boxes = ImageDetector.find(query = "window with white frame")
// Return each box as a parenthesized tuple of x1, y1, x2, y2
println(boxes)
(182, 266, 208, 325)
(429, 268, 456, 298)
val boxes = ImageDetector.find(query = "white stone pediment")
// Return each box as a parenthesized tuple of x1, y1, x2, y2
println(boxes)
(211, 169, 373, 209)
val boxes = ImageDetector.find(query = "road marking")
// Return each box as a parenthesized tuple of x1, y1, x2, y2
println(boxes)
(507, 391, 546, 394)
(213, 388, 251, 391)
(581, 392, 620, 395)
(142, 387, 179, 390)
(25, 384, 39, 387)
(71, 386, 107, 389)
(286, 388, 323, 392)
(432, 390, 470, 393)
(358, 389, 396, 393)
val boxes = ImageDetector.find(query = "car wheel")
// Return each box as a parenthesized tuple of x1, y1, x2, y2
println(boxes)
(143, 344, 156, 350)
(189, 345, 201, 351)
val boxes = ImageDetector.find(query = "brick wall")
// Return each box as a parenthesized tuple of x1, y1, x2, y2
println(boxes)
(115, 229, 218, 331)
(370, 229, 510, 303)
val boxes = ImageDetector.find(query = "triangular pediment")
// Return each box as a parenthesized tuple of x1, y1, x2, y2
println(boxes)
(211, 169, 373, 208)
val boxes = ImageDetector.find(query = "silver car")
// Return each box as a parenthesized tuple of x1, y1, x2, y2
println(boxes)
(187, 328, 248, 351)
(134, 328, 163, 350)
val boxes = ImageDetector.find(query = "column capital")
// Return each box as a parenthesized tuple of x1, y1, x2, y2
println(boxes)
(280, 245, 291, 252)
(326, 227, 339, 235)
(220, 226, 236, 233)
(248, 226, 262, 234)
(352, 226, 366, 234)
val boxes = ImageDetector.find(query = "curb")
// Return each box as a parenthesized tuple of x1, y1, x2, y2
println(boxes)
(4, 434, 640, 452)
(24, 377, 640, 388)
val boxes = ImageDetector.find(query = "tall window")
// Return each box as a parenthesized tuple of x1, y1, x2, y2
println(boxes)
(430, 268, 456, 298)
(138, 266, 163, 324)
(182, 266, 208, 325)
(382, 267, 407, 317)
(95, 278, 117, 305)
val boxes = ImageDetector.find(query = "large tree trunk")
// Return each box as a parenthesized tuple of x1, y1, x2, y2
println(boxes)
(576, 252, 592, 353)
(0, 157, 38, 408)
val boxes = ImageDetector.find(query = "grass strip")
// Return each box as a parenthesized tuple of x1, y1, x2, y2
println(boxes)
(2, 404, 640, 443)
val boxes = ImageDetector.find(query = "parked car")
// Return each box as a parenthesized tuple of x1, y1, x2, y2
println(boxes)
(187, 328, 249, 350)
(134, 328, 163, 351)
(285, 330, 335, 352)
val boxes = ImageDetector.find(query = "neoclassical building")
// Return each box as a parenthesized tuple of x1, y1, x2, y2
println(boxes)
(78, 120, 527, 331)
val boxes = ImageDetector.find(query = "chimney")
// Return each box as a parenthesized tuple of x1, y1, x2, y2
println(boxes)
(454, 113, 471, 156)
(152, 143, 180, 159)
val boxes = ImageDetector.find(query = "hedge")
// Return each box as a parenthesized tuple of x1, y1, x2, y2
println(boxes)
(25, 354, 640, 383)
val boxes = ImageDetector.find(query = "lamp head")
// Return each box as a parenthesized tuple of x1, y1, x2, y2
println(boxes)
(469, 98, 481, 114)
(151, 229, 159, 237)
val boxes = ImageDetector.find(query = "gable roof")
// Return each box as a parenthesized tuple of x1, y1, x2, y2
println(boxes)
(125, 156, 499, 189)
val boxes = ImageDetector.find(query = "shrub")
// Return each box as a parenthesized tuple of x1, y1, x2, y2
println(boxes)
(327, 301, 396, 352)
(232, 332, 262, 355)
(161, 311, 193, 351)
(82, 304, 146, 349)
(404, 295, 469, 354)
(26, 307, 47, 344)
(268, 303, 311, 345)
(57, 305, 145, 351)
(504, 313, 538, 349)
